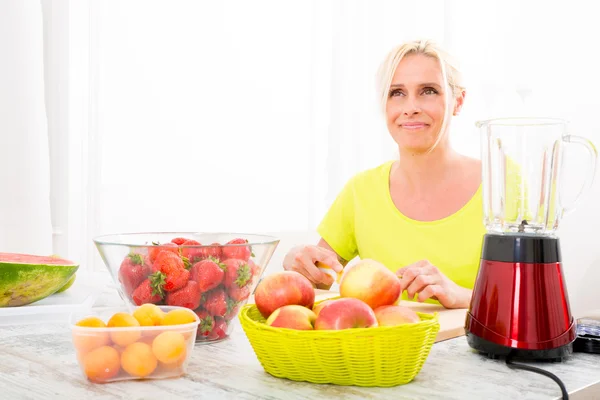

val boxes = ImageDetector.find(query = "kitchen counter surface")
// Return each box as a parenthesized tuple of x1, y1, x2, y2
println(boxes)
(1, 286, 599, 400)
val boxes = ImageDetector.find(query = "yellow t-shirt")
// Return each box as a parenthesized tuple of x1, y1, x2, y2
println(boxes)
(317, 161, 486, 304)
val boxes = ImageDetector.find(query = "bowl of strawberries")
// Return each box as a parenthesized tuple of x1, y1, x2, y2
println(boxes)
(93, 232, 279, 343)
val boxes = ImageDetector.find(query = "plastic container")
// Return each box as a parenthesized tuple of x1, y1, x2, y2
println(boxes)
(70, 305, 200, 383)
(239, 300, 440, 387)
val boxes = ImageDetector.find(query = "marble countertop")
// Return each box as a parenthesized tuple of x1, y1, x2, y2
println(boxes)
(1, 283, 599, 400)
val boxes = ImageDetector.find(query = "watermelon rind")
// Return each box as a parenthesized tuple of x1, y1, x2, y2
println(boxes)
(0, 253, 79, 307)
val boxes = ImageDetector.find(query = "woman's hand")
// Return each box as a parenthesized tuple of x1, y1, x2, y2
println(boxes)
(283, 245, 344, 289)
(395, 260, 472, 309)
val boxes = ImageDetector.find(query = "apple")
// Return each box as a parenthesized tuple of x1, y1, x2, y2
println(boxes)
(254, 271, 315, 318)
(312, 299, 333, 317)
(339, 259, 401, 310)
(314, 298, 378, 330)
(266, 305, 317, 330)
(373, 305, 420, 326)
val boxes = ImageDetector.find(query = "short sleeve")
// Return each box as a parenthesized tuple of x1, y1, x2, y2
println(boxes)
(316, 177, 358, 262)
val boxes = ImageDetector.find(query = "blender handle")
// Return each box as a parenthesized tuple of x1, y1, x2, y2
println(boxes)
(561, 134, 598, 215)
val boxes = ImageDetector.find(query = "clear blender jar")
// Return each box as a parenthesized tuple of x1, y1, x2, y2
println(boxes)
(478, 117, 598, 235)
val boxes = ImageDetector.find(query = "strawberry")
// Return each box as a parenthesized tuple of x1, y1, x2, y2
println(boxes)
(132, 278, 164, 305)
(195, 309, 215, 338)
(221, 238, 252, 261)
(179, 239, 200, 258)
(247, 259, 261, 284)
(182, 242, 221, 264)
(208, 317, 228, 340)
(222, 259, 251, 289)
(153, 252, 189, 292)
(224, 298, 240, 321)
(190, 258, 225, 292)
(166, 280, 201, 309)
(118, 253, 151, 297)
(148, 242, 180, 263)
(171, 237, 190, 245)
(192, 242, 223, 263)
(228, 284, 250, 302)
(203, 289, 228, 317)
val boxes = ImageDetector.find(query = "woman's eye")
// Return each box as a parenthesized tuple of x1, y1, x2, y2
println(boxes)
(389, 89, 404, 97)
(423, 87, 438, 95)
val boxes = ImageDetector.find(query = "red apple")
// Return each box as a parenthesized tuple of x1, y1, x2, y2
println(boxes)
(266, 305, 317, 330)
(312, 299, 333, 317)
(314, 298, 378, 330)
(339, 259, 401, 309)
(373, 305, 420, 326)
(254, 271, 315, 318)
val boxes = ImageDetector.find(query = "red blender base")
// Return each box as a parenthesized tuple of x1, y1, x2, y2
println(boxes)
(465, 234, 577, 361)
(466, 314, 576, 361)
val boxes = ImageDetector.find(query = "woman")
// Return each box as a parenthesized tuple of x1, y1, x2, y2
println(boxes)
(283, 39, 485, 309)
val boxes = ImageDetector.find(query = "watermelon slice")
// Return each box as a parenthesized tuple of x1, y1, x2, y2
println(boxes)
(0, 252, 79, 307)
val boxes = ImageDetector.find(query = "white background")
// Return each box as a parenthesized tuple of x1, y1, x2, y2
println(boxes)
(2, 0, 600, 316)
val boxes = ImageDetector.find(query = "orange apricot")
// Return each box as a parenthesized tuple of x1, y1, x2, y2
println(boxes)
(152, 331, 187, 364)
(157, 350, 187, 375)
(121, 342, 158, 378)
(161, 309, 196, 326)
(72, 316, 110, 354)
(107, 312, 141, 347)
(82, 345, 121, 383)
(133, 304, 165, 326)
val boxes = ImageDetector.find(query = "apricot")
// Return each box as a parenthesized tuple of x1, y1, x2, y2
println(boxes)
(152, 331, 186, 364)
(73, 316, 110, 354)
(157, 350, 187, 374)
(107, 312, 141, 347)
(121, 342, 158, 378)
(161, 309, 196, 326)
(133, 304, 165, 326)
(82, 345, 121, 383)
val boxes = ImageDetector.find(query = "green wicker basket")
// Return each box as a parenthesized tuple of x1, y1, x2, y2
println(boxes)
(239, 301, 440, 387)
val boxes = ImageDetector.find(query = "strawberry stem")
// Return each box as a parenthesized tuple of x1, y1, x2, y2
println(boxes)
(226, 297, 237, 314)
(149, 271, 166, 298)
(234, 264, 251, 287)
(127, 252, 144, 265)
(199, 315, 215, 334)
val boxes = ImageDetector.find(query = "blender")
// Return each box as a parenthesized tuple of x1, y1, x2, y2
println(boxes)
(465, 117, 598, 361)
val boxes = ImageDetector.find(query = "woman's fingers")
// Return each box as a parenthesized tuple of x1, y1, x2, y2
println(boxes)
(417, 284, 444, 303)
(284, 245, 343, 288)
(313, 247, 343, 273)
(397, 259, 431, 277)
(294, 250, 331, 286)
(396, 260, 444, 301)
(405, 273, 436, 300)
(398, 261, 434, 291)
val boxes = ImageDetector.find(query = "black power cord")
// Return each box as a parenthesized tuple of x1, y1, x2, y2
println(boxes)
(505, 352, 569, 400)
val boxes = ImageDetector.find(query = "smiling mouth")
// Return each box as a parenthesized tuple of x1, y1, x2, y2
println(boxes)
(400, 123, 428, 130)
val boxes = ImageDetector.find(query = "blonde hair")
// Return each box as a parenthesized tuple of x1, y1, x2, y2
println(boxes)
(376, 39, 464, 153)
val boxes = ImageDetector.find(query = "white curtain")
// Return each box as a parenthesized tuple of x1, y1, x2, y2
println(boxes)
(79, 0, 600, 316)
(0, 0, 53, 255)
(5, 0, 598, 316)
(85, 0, 447, 239)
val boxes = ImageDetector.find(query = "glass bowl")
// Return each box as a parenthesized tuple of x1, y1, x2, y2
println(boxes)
(93, 232, 279, 343)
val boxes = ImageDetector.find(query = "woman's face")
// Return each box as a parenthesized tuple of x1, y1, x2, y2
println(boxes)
(385, 53, 464, 154)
